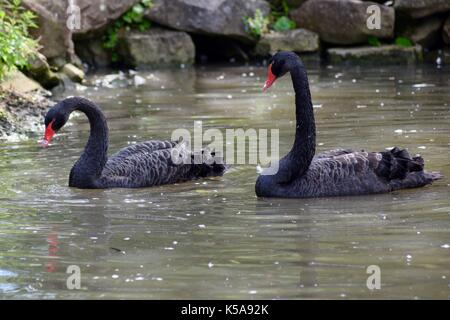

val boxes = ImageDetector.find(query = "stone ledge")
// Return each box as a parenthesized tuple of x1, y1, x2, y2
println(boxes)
(327, 45, 423, 64)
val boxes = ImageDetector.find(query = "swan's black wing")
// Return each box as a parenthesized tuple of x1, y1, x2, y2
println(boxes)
(259, 147, 441, 198)
(307, 147, 441, 196)
(315, 148, 354, 159)
(99, 140, 225, 188)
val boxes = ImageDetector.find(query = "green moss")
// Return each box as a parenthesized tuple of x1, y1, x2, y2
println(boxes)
(272, 16, 296, 31)
(368, 36, 381, 47)
(395, 36, 413, 47)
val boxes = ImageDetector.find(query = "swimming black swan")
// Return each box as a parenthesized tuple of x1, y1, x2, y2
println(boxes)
(41, 97, 225, 188)
(256, 51, 442, 198)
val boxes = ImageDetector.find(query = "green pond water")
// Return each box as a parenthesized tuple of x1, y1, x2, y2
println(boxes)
(0, 62, 449, 299)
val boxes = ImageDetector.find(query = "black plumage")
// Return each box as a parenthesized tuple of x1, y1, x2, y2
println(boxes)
(43, 97, 225, 189)
(255, 52, 442, 198)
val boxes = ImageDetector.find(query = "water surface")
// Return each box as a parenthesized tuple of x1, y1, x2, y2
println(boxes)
(1, 62, 449, 299)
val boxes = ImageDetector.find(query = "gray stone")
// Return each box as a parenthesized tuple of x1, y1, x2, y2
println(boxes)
(327, 45, 423, 64)
(73, 0, 141, 38)
(144, 0, 270, 43)
(22, 0, 74, 63)
(117, 28, 195, 67)
(25, 53, 60, 89)
(290, 0, 395, 45)
(394, 0, 450, 19)
(443, 15, 450, 45)
(254, 29, 319, 56)
(61, 63, 85, 83)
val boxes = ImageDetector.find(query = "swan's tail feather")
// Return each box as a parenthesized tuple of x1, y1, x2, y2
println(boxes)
(425, 171, 443, 181)
(376, 147, 426, 180)
(377, 147, 444, 191)
(189, 149, 226, 178)
(390, 170, 443, 190)
(408, 156, 424, 172)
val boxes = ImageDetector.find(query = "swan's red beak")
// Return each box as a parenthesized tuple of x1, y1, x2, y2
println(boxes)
(263, 63, 276, 92)
(40, 119, 55, 148)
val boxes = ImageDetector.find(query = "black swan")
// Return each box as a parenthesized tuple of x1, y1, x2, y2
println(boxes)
(41, 97, 225, 188)
(256, 51, 442, 198)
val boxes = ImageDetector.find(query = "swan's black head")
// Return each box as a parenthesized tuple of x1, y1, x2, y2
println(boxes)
(41, 101, 71, 147)
(263, 51, 302, 91)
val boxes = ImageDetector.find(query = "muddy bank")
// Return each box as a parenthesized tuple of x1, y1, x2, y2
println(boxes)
(0, 89, 54, 141)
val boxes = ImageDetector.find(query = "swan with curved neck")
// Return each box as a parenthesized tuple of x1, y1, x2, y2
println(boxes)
(42, 97, 225, 189)
(256, 51, 442, 198)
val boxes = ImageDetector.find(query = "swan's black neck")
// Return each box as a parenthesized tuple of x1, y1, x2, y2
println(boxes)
(64, 97, 108, 188)
(288, 61, 316, 176)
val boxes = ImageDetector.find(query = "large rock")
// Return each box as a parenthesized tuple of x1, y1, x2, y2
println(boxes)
(144, 0, 270, 43)
(254, 29, 319, 56)
(443, 15, 450, 45)
(394, 0, 450, 19)
(327, 45, 423, 64)
(400, 16, 444, 49)
(25, 53, 60, 89)
(22, 0, 75, 64)
(290, 0, 395, 45)
(73, 0, 140, 38)
(117, 28, 195, 67)
(61, 64, 85, 83)
(0, 71, 43, 93)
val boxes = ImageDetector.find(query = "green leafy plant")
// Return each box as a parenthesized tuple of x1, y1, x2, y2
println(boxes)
(368, 36, 381, 46)
(395, 36, 413, 47)
(269, 0, 290, 21)
(268, 1, 296, 32)
(243, 9, 270, 38)
(0, 0, 39, 80)
(103, 0, 153, 61)
(272, 16, 296, 31)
